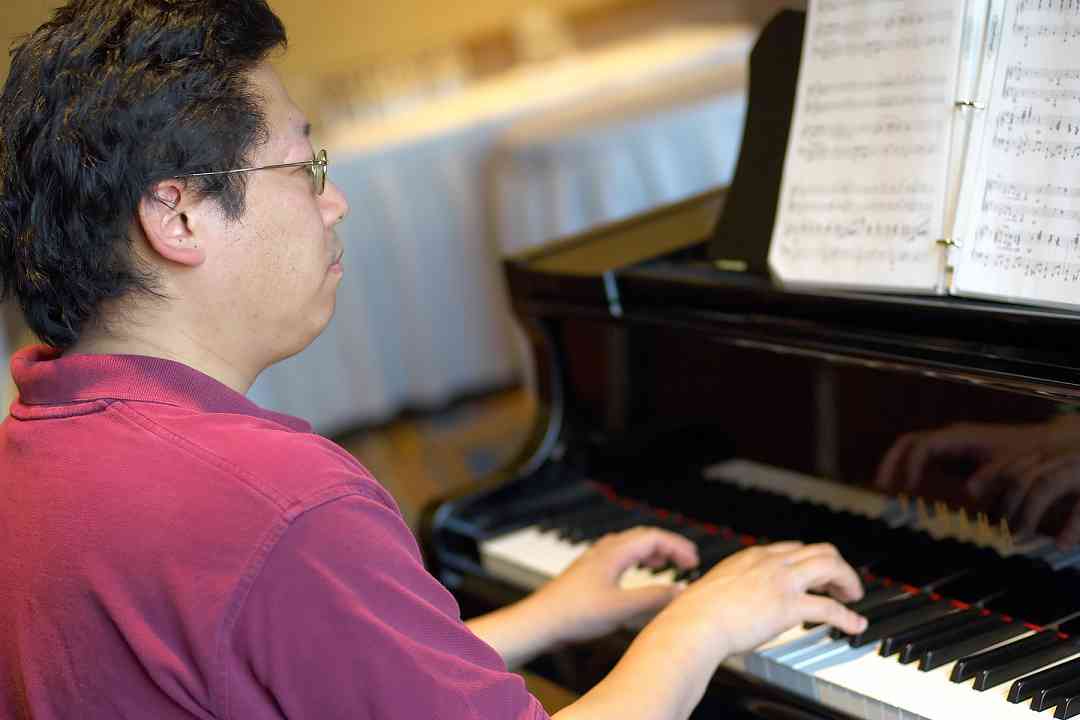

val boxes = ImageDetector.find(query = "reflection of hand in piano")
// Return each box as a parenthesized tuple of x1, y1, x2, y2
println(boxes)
(874, 416, 1080, 545)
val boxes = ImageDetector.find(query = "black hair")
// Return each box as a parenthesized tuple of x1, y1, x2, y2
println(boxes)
(0, 0, 287, 348)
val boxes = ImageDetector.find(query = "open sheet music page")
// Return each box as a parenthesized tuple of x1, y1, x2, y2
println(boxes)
(768, 0, 967, 291)
(952, 0, 1080, 307)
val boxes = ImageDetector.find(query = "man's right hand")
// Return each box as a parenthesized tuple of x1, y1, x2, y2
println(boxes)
(649, 541, 867, 661)
(555, 541, 867, 720)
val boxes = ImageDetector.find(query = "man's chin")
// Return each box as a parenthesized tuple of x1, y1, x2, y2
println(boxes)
(270, 299, 338, 366)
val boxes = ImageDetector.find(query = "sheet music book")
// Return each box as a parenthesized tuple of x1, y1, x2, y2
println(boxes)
(769, 0, 1080, 309)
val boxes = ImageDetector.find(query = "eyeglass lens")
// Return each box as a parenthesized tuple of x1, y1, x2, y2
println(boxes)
(313, 149, 327, 195)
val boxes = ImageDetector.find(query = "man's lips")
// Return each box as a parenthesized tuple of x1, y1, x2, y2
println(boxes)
(330, 249, 344, 267)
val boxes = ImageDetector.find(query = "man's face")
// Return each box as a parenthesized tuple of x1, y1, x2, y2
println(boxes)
(195, 63, 350, 368)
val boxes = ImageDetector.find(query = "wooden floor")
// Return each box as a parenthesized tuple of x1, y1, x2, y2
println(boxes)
(335, 386, 535, 530)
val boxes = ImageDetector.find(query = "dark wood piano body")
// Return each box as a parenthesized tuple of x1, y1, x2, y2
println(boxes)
(423, 11, 1080, 719)
(424, 186, 1080, 718)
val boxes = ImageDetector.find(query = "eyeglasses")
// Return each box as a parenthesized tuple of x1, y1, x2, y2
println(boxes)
(175, 148, 328, 195)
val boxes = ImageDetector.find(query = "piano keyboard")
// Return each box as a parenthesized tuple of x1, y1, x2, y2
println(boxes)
(478, 459, 1080, 719)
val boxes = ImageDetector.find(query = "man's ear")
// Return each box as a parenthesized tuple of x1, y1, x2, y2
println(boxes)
(136, 179, 206, 267)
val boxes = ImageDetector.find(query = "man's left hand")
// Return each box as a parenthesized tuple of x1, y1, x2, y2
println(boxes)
(529, 526, 699, 645)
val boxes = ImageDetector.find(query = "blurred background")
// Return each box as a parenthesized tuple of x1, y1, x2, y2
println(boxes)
(0, 0, 795, 531)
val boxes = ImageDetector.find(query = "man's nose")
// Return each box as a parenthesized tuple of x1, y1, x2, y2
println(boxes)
(324, 179, 349, 224)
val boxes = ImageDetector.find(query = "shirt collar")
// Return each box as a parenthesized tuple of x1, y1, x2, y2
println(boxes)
(9, 344, 311, 432)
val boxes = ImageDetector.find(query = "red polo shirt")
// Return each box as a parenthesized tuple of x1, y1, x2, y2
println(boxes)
(0, 345, 547, 720)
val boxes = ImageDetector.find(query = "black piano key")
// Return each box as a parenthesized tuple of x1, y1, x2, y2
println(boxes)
(848, 601, 959, 648)
(901, 614, 1003, 665)
(567, 510, 627, 542)
(950, 630, 1061, 682)
(1058, 693, 1080, 719)
(696, 534, 745, 556)
(848, 583, 910, 614)
(880, 607, 982, 657)
(675, 525, 714, 544)
(1009, 654, 1080, 704)
(972, 637, 1080, 691)
(674, 538, 747, 582)
(1031, 676, 1080, 712)
(917, 619, 1026, 670)
(805, 579, 901, 630)
(829, 593, 931, 640)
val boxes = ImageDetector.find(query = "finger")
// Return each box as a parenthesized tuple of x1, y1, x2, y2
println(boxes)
(967, 452, 1029, 499)
(874, 433, 918, 490)
(774, 542, 841, 566)
(999, 457, 1045, 524)
(903, 432, 936, 492)
(798, 595, 868, 636)
(904, 429, 976, 492)
(789, 554, 864, 603)
(600, 527, 699, 573)
(1017, 458, 1080, 534)
(639, 546, 694, 569)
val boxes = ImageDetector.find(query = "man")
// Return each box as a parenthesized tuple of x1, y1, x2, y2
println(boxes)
(0, 2, 868, 718)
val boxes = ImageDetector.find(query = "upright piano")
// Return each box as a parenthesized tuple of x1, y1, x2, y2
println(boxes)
(424, 11, 1080, 720)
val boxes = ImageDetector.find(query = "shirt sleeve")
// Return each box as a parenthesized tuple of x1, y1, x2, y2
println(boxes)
(228, 490, 550, 720)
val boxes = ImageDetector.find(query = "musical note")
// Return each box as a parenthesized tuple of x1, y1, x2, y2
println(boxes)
(959, 14, 1080, 300)
(1002, 84, 1080, 104)
(790, 181, 936, 197)
(1012, 0, 1080, 46)
(805, 94, 945, 116)
(796, 140, 939, 163)
(1015, 0, 1080, 16)
(769, 0, 959, 287)
(984, 179, 1080, 201)
(811, 33, 952, 62)
(817, 0, 909, 15)
(807, 74, 947, 98)
(787, 198, 935, 214)
(781, 216, 932, 244)
(982, 197, 1080, 223)
(974, 225, 1080, 257)
(802, 117, 938, 140)
(990, 134, 1080, 160)
(1012, 23, 1080, 44)
(966, 249, 1080, 284)
(774, 241, 933, 268)
(995, 107, 1080, 136)
(814, 9, 955, 40)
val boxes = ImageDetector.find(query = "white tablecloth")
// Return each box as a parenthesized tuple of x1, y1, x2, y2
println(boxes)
(248, 25, 754, 435)
(490, 60, 748, 255)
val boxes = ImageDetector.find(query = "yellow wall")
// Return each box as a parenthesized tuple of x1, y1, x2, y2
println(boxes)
(0, 3, 54, 84)
(2, 0, 626, 88)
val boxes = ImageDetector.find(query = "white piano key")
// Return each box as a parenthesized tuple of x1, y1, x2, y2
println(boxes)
(480, 525, 588, 589)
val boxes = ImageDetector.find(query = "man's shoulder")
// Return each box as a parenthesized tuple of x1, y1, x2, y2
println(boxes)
(113, 400, 396, 517)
